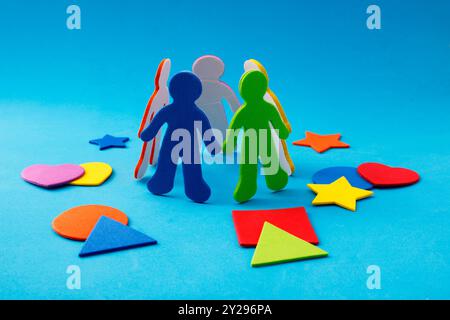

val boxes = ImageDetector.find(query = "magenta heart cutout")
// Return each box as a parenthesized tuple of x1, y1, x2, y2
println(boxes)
(21, 164, 85, 188)
(357, 163, 420, 188)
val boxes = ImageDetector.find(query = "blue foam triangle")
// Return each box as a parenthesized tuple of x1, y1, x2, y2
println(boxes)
(79, 216, 157, 257)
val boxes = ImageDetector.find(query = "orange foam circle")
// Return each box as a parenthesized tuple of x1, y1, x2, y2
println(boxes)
(52, 205, 129, 241)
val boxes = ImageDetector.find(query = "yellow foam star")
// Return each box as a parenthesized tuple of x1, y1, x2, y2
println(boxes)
(307, 177, 373, 211)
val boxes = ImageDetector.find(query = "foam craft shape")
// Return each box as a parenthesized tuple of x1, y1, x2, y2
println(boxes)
(21, 164, 84, 188)
(79, 216, 157, 257)
(140, 72, 217, 203)
(52, 205, 129, 241)
(244, 59, 295, 175)
(312, 166, 373, 190)
(135, 59, 171, 180)
(70, 162, 113, 186)
(308, 177, 373, 211)
(223, 71, 290, 203)
(251, 223, 328, 267)
(233, 207, 319, 247)
(193, 55, 240, 143)
(293, 131, 349, 153)
(89, 135, 130, 150)
(357, 162, 420, 188)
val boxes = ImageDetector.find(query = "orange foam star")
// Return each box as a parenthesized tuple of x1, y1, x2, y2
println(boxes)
(293, 131, 350, 153)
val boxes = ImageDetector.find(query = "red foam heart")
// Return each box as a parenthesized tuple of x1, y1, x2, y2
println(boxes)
(357, 163, 420, 188)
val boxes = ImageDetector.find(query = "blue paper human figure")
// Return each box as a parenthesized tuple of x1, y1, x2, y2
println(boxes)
(141, 72, 216, 203)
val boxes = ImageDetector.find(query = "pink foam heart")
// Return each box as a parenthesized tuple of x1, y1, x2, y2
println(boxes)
(21, 164, 85, 188)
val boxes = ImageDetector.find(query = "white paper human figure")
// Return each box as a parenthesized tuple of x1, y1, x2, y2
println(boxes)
(244, 59, 294, 176)
(134, 59, 171, 180)
(193, 55, 240, 144)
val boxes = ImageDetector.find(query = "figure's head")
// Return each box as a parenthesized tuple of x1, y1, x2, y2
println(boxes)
(192, 55, 225, 80)
(239, 71, 268, 103)
(243, 59, 269, 81)
(169, 71, 203, 103)
(158, 59, 171, 87)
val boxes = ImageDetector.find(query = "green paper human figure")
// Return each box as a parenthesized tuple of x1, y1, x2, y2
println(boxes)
(223, 70, 290, 203)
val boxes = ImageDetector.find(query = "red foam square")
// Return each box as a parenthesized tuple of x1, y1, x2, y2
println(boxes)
(232, 207, 319, 247)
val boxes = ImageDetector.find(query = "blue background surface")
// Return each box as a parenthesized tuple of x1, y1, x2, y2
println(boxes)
(0, 0, 449, 299)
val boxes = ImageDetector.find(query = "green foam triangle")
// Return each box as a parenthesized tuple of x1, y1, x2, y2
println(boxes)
(251, 222, 328, 267)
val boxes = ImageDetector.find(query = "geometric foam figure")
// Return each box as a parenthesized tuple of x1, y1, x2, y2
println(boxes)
(244, 58, 295, 175)
(251, 223, 328, 267)
(312, 166, 373, 190)
(52, 205, 129, 241)
(193, 55, 240, 143)
(232, 207, 319, 247)
(357, 162, 420, 188)
(70, 162, 113, 186)
(307, 177, 373, 212)
(21, 164, 85, 188)
(79, 216, 157, 257)
(134, 58, 171, 180)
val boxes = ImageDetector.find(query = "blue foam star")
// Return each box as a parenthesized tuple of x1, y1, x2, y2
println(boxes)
(89, 134, 130, 150)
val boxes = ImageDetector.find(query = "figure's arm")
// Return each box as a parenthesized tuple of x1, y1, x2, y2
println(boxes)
(141, 107, 169, 142)
(268, 89, 292, 133)
(267, 102, 289, 140)
(221, 83, 241, 113)
(222, 109, 243, 153)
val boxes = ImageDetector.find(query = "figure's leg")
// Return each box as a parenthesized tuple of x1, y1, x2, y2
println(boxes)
(233, 134, 259, 203)
(281, 140, 295, 174)
(134, 141, 150, 180)
(260, 135, 288, 191)
(278, 145, 291, 176)
(234, 163, 258, 203)
(264, 164, 288, 191)
(182, 162, 211, 203)
(269, 125, 292, 176)
(147, 139, 177, 195)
